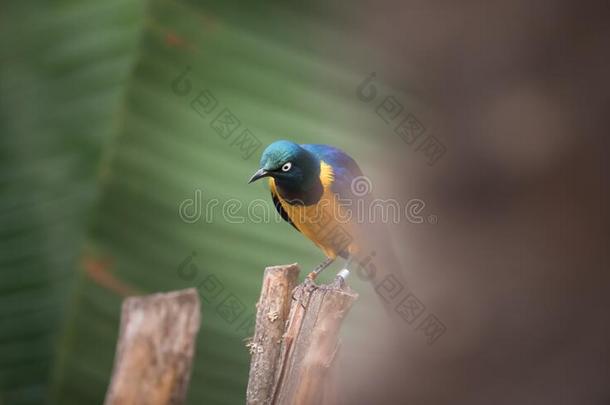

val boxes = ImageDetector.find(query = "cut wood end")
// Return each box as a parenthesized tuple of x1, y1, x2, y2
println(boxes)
(122, 288, 200, 309)
(264, 263, 300, 277)
(296, 280, 359, 299)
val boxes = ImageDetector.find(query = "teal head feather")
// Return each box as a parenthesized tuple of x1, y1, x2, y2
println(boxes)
(250, 140, 320, 187)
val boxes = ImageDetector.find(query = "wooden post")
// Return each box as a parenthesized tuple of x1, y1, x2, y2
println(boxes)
(104, 288, 201, 405)
(246, 264, 358, 405)
(246, 263, 300, 404)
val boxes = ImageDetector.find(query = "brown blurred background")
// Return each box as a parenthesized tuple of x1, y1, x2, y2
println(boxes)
(336, 1, 610, 404)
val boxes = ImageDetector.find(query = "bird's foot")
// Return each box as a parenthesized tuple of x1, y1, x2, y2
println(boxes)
(303, 276, 318, 294)
(332, 276, 346, 289)
(331, 269, 349, 289)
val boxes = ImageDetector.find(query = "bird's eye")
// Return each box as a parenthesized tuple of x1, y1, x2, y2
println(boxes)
(281, 162, 292, 172)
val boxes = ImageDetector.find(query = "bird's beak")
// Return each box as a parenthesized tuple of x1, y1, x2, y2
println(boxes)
(248, 168, 269, 184)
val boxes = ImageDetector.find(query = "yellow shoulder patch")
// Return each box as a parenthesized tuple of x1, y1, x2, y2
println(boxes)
(319, 160, 334, 188)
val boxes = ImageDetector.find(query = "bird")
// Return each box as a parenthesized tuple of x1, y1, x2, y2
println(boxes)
(248, 140, 375, 281)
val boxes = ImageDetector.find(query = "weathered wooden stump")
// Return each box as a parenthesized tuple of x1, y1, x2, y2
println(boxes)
(104, 288, 201, 405)
(246, 264, 358, 405)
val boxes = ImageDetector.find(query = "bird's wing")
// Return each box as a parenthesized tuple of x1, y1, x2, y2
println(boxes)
(303, 145, 411, 323)
(301, 144, 362, 177)
(270, 186, 300, 232)
(301, 144, 363, 201)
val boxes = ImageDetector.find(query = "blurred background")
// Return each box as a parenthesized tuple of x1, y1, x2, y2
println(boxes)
(1, 0, 608, 404)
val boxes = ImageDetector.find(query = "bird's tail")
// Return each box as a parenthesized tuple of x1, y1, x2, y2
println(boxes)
(351, 216, 412, 328)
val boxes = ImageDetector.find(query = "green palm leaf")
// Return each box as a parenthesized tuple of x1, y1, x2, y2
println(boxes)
(0, 0, 145, 403)
(3, 0, 408, 403)
(50, 0, 385, 403)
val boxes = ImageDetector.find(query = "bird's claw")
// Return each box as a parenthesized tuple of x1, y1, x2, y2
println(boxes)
(303, 276, 318, 292)
(332, 275, 346, 290)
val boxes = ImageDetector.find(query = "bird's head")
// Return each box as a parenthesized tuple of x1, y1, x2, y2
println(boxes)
(248, 140, 319, 190)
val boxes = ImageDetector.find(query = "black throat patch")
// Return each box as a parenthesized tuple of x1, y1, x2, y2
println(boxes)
(276, 177, 323, 206)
